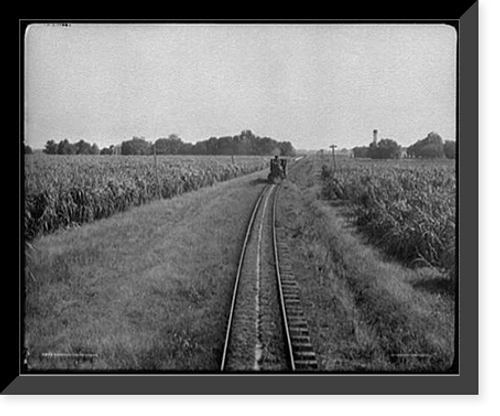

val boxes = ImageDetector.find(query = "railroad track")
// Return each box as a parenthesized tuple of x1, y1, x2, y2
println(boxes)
(220, 178, 318, 372)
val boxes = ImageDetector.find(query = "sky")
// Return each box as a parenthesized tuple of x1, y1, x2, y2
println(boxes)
(24, 23, 457, 150)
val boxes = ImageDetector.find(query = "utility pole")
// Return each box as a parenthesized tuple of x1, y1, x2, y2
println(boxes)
(329, 144, 337, 171)
(153, 142, 160, 199)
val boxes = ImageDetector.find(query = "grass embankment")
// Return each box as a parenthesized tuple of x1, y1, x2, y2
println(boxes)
(277, 157, 456, 372)
(25, 170, 268, 371)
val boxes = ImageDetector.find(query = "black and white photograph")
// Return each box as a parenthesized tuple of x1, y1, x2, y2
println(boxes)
(16, 15, 481, 398)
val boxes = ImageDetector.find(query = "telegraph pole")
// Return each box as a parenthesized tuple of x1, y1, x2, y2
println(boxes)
(153, 142, 160, 199)
(329, 144, 337, 171)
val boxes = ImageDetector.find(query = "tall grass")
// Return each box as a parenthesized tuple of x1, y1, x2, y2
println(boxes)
(320, 158, 456, 278)
(24, 154, 268, 240)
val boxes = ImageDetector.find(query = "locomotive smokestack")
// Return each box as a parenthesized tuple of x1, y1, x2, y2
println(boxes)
(373, 129, 378, 144)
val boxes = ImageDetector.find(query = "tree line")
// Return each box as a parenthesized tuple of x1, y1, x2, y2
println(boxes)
(352, 138, 402, 159)
(40, 139, 101, 155)
(37, 130, 296, 157)
(352, 132, 456, 159)
(407, 132, 455, 159)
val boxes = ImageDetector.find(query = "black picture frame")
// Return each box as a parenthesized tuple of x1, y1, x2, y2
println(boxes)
(6, 8, 479, 395)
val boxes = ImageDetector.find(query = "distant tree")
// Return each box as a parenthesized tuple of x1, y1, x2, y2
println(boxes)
(100, 146, 113, 155)
(255, 136, 276, 155)
(121, 137, 151, 155)
(75, 139, 93, 155)
(217, 135, 234, 155)
(407, 132, 444, 158)
(238, 130, 257, 155)
(367, 142, 377, 159)
(426, 131, 443, 145)
(232, 134, 251, 155)
(420, 144, 444, 158)
(43, 139, 59, 155)
(406, 146, 416, 158)
(240, 129, 255, 142)
(155, 134, 184, 155)
(153, 139, 165, 154)
(443, 140, 456, 159)
(179, 142, 194, 155)
(24, 145, 33, 155)
(368, 139, 401, 159)
(278, 141, 296, 157)
(205, 137, 219, 154)
(192, 140, 208, 155)
(152, 130, 295, 156)
(352, 146, 370, 158)
(57, 139, 76, 155)
(91, 143, 100, 155)
(377, 139, 402, 159)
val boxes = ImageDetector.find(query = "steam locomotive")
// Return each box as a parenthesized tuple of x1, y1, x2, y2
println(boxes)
(268, 155, 288, 184)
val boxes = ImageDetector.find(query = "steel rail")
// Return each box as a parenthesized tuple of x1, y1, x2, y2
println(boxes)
(271, 184, 296, 371)
(220, 185, 269, 371)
